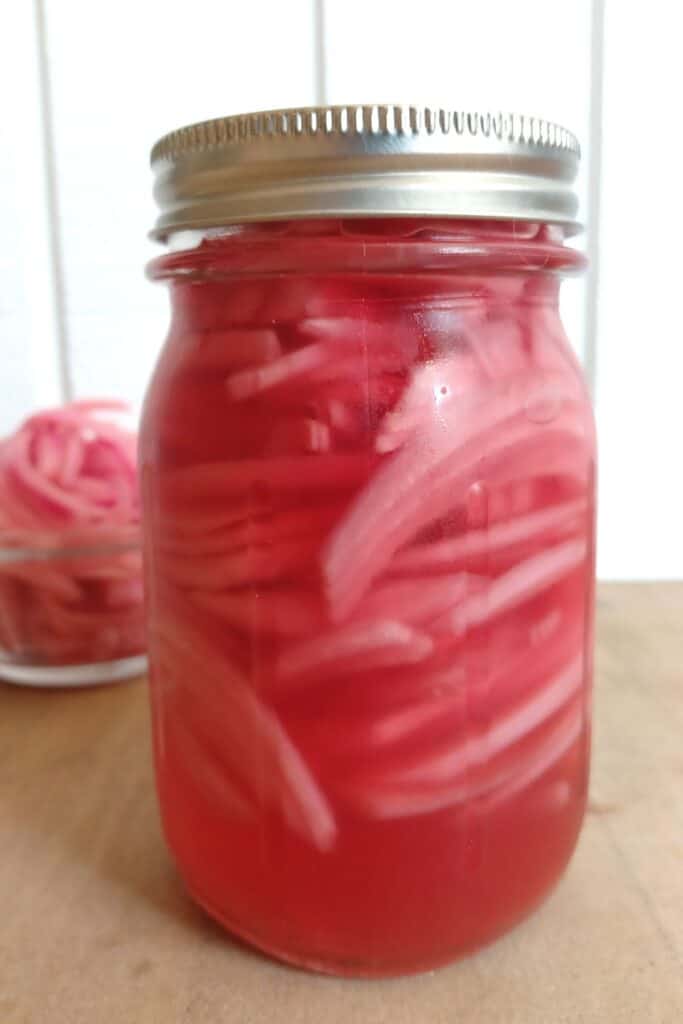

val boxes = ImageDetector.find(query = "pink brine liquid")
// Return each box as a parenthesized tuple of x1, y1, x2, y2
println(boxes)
(141, 219, 596, 975)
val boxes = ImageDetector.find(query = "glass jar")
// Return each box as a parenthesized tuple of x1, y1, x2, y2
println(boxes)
(142, 107, 596, 976)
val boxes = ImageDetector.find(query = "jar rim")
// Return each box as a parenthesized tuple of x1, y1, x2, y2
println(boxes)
(146, 219, 586, 283)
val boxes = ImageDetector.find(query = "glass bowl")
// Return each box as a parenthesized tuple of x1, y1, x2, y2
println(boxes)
(0, 531, 146, 686)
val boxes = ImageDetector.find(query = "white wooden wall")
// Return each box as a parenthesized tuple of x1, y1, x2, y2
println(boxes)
(1, 1, 680, 580)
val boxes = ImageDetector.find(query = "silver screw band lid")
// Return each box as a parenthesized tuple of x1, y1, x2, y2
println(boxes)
(150, 105, 581, 241)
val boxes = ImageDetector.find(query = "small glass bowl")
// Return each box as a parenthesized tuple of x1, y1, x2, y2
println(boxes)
(0, 533, 147, 687)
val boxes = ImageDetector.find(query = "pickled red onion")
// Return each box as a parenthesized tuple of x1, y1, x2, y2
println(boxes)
(0, 400, 138, 531)
(0, 401, 144, 669)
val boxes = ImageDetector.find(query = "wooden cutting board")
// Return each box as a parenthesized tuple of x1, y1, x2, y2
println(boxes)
(1, 582, 681, 1023)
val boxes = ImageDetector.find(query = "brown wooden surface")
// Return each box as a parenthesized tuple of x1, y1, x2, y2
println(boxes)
(1, 582, 682, 1023)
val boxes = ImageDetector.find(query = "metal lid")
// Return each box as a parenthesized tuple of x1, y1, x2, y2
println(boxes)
(150, 105, 581, 241)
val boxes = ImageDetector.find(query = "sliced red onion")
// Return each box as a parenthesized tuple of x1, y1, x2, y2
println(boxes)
(0, 401, 144, 669)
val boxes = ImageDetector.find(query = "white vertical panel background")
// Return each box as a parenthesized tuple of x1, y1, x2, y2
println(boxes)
(0, 1, 63, 434)
(41, 0, 317, 413)
(1, 1, 679, 579)
(593, 1, 683, 578)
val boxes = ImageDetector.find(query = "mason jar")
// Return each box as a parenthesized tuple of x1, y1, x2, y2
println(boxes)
(141, 106, 596, 976)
